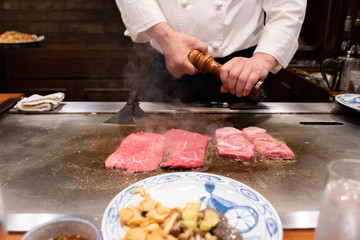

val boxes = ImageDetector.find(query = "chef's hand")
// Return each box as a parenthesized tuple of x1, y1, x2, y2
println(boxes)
(219, 53, 278, 97)
(146, 22, 208, 78)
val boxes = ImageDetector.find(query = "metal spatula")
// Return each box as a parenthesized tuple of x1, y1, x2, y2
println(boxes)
(103, 90, 149, 125)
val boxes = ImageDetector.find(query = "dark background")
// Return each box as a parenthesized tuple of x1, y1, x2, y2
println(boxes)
(0, 0, 359, 101)
(0, 0, 131, 45)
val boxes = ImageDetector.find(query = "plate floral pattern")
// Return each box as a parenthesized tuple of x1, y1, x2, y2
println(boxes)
(102, 172, 282, 240)
(335, 94, 360, 112)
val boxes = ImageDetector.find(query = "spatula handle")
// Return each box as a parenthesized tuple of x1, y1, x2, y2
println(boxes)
(188, 49, 263, 101)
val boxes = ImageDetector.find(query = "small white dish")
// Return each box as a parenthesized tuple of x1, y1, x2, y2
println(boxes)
(21, 217, 101, 240)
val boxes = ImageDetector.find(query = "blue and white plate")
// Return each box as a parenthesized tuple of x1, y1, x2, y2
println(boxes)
(102, 172, 282, 240)
(335, 94, 360, 112)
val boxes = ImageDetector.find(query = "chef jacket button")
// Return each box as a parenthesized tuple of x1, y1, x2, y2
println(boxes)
(181, 1, 188, 8)
(213, 43, 220, 49)
(216, 3, 223, 10)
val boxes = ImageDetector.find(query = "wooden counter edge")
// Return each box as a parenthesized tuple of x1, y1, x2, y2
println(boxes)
(0, 93, 24, 104)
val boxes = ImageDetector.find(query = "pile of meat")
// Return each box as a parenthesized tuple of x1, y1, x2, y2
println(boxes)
(105, 127, 294, 172)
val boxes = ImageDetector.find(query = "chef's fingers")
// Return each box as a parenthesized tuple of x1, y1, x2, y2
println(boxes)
(183, 60, 199, 76)
(165, 52, 199, 78)
(242, 65, 269, 96)
(228, 63, 244, 95)
(163, 31, 207, 78)
(235, 66, 252, 97)
(242, 72, 260, 96)
(220, 85, 229, 93)
(169, 59, 201, 78)
(220, 62, 230, 85)
(185, 41, 208, 76)
(219, 61, 233, 93)
(165, 57, 184, 78)
(196, 42, 208, 54)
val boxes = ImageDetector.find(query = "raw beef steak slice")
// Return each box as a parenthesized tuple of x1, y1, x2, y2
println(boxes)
(242, 127, 295, 159)
(215, 127, 255, 162)
(215, 126, 242, 138)
(105, 132, 166, 172)
(160, 129, 210, 168)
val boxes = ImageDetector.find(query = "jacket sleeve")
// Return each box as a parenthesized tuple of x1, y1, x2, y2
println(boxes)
(255, 0, 307, 73)
(115, 0, 167, 42)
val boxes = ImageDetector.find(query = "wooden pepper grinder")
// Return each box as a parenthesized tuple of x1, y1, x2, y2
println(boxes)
(188, 49, 264, 101)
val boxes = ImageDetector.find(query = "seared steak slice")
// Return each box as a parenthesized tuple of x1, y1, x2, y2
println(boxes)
(160, 129, 210, 168)
(242, 126, 295, 159)
(105, 132, 166, 172)
(215, 127, 255, 162)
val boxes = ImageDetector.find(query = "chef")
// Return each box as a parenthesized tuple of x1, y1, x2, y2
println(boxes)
(115, 0, 307, 102)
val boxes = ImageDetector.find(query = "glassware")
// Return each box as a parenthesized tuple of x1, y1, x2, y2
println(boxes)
(321, 57, 360, 93)
(338, 7, 352, 57)
(341, 58, 360, 93)
(315, 159, 360, 240)
(0, 187, 7, 240)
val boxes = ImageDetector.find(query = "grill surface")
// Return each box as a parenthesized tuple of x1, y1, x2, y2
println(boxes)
(1, 102, 359, 231)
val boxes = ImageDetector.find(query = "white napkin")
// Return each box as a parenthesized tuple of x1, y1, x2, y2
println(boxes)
(15, 92, 65, 112)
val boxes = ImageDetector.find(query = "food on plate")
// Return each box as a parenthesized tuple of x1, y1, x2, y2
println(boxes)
(118, 186, 242, 240)
(199, 209, 220, 231)
(242, 127, 295, 159)
(0, 30, 38, 43)
(105, 132, 166, 172)
(215, 127, 255, 162)
(210, 212, 243, 240)
(181, 201, 202, 228)
(160, 129, 210, 168)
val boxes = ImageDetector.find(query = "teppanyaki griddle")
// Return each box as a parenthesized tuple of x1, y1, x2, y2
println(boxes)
(1, 102, 359, 231)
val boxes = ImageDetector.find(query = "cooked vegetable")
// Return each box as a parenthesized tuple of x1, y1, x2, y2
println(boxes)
(182, 200, 201, 228)
(118, 205, 144, 227)
(199, 209, 219, 231)
(118, 186, 242, 240)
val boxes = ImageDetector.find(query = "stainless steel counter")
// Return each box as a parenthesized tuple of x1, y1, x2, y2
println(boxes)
(1, 102, 360, 231)
(10, 101, 339, 114)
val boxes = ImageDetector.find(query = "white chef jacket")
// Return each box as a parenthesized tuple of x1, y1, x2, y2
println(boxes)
(115, 0, 306, 73)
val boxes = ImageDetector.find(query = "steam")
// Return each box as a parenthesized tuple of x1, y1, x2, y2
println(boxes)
(121, 43, 156, 101)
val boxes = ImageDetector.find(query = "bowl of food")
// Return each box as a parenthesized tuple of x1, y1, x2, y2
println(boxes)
(21, 217, 101, 240)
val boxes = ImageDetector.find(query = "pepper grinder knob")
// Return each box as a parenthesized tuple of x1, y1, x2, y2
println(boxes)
(188, 49, 264, 101)
(188, 49, 222, 77)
